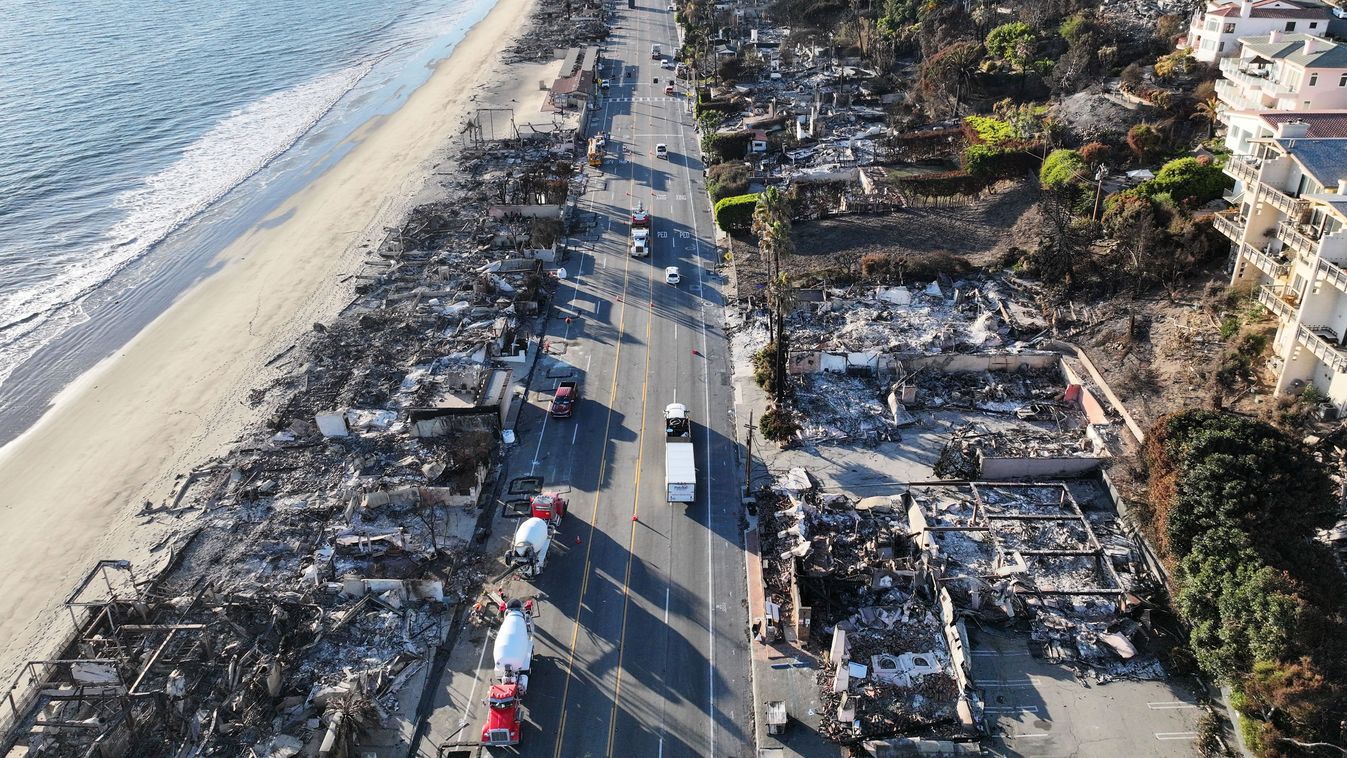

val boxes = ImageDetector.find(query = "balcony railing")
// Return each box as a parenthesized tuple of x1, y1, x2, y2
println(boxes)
(1261, 185, 1306, 216)
(1318, 258, 1347, 295)
(1296, 324, 1347, 374)
(1257, 284, 1298, 321)
(1276, 220, 1320, 256)
(1227, 156, 1259, 185)
(1219, 58, 1273, 83)
(1213, 210, 1244, 241)
(1242, 243, 1289, 279)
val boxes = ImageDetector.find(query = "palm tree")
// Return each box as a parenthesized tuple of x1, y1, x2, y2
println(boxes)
(1192, 96, 1221, 139)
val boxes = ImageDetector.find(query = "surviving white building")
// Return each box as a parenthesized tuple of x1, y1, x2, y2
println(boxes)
(1215, 33, 1347, 114)
(1223, 109, 1347, 154)
(1220, 123, 1347, 407)
(1182, 0, 1333, 62)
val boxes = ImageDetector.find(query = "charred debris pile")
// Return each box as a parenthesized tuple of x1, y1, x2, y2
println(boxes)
(758, 471, 1165, 746)
(0, 129, 584, 756)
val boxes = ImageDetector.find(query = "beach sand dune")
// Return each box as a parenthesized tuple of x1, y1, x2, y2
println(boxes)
(0, 0, 541, 681)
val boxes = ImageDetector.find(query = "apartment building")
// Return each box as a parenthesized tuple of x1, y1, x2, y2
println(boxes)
(1214, 33, 1347, 114)
(1223, 123, 1347, 406)
(1183, 0, 1333, 62)
(1224, 109, 1347, 153)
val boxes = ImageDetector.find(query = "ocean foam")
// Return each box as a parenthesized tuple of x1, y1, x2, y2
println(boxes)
(0, 60, 375, 390)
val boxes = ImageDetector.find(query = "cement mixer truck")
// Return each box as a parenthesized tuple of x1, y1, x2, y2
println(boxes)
(505, 517, 553, 578)
(481, 598, 536, 747)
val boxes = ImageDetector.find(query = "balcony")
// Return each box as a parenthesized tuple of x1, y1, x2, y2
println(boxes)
(1319, 258, 1347, 295)
(1242, 243, 1290, 279)
(1261, 185, 1306, 217)
(1296, 324, 1347, 374)
(1219, 58, 1274, 86)
(1258, 284, 1299, 321)
(1276, 220, 1321, 256)
(1213, 210, 1244, 241)
(1226, 156, 1259, 186)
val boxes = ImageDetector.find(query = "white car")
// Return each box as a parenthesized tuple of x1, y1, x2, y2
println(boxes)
(655, 143, 668, 159)
(665, 266, 681, 285)
(660, 58, 674, 69)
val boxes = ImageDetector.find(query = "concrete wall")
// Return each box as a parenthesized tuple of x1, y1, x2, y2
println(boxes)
(897, 351, 1060, 373)
(979, 455, 1103, 480)
(487, 204, 564, 219)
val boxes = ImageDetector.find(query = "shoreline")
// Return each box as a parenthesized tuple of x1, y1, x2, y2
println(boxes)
(0, 0, 540, 681)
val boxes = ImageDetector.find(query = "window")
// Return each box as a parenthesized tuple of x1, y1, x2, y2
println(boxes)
(1305, 100, 1313, 108)
(1339, 73, 1347, 86)
(1309, 22, 1318, 29)
(1310, 73, 1319, 86)
(1224, 22, 1236, 33)
(1219, 41, 1226, 52)
(1207, 19, 1219, 30)
(1286, 21, 1297, 31)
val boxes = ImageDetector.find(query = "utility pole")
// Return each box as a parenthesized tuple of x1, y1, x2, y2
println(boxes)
(743, 411, 757, 497)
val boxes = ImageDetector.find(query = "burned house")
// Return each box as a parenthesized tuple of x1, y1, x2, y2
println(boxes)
(755, 472, 1162, 748)
(1, 121, 583, 756)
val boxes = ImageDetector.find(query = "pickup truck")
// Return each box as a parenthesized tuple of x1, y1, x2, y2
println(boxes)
(549, 381, 579, 418)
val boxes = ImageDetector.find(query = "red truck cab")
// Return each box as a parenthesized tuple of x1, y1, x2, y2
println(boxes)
(481, 683, 523, 746)
(549, 380, 579, 418)
(530, 493, 568, 522)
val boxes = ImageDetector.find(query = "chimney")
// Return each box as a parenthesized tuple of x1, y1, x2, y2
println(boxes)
(1240, 0, 1253, 18)
(1338, 178, 1347, 194)
(1277, 118, 1311, 138)
(1302, 36, 1322, 55)
(1268, 29, 1281, 43)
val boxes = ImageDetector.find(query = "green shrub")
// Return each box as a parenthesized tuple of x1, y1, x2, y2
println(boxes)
(707, 162, 750, 201)
(1040, 148, 1088, 188)
(714, 192, 759, 232)
(962, 144, 1040, 178)
(1142, 156, 1232, 205)
(704, 130, 752, 163)
(759, 405, 799, 442)
(965, 115, 1015, 146)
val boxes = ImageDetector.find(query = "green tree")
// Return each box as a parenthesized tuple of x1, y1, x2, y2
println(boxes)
(985, 22, 1034, 71)
(916, 40, 984, 117)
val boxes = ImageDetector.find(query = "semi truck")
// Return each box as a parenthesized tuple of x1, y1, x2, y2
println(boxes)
(481, 598, 536, 747)
(664, 403, 696, 503)
(631, 227, 650, 257)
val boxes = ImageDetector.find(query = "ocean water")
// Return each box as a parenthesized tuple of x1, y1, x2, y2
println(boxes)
(0, 0, 495, 442)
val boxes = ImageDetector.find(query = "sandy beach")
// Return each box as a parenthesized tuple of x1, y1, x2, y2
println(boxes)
(0, 0, 541, 680)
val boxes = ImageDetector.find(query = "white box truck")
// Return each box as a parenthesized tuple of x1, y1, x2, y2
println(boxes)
(664, 403, 695, 503)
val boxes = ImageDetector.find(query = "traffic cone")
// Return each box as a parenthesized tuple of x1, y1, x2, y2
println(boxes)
(632, 514, 638, 522)
(575, 536, 582, 545)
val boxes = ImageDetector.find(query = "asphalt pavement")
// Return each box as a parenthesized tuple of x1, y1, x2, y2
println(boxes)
(416, 2, 753, 756)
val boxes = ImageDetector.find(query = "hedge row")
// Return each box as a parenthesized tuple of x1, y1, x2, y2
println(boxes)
(713, 192, 759, 232)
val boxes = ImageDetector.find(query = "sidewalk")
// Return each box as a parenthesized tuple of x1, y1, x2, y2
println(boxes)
(731, 305, 840, 758)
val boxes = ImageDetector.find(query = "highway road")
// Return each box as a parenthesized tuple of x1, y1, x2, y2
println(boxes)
(434, 0, 754, 755)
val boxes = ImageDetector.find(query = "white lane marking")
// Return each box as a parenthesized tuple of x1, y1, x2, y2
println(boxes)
(1148, 702, 1200, 710)
(529, 380, 557, 472)
(985, 705, 1040, 714)
(1010, 734, 1051, 739)
(458, 625, 495, 731)
(572, 424, 579, 444)
(1155, 732, 1199, 741)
